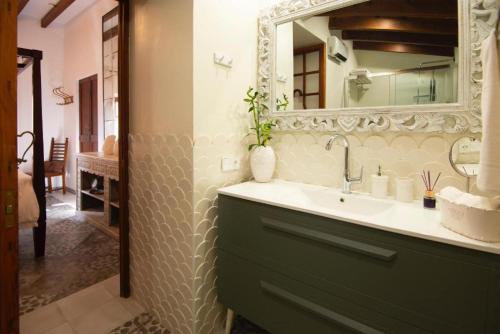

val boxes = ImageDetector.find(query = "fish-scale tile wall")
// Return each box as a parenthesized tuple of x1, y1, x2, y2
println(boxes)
(129, 132, 252, 334)
(272, 132, 482, 198)
(129, 133, 195, 334)
(129, 129, 481, 334)
(193, 133, 252, 334)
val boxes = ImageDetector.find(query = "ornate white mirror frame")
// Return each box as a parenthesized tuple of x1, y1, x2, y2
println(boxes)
(258, 0, 499, 133)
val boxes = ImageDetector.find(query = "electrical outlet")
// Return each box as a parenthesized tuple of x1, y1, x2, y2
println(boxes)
(221, 156, 240, 172)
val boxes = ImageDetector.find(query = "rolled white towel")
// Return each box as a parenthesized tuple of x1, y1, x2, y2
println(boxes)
(439, 187, 500, 210)
(439, 186, 463, 202)
(454, 193, 500, 211)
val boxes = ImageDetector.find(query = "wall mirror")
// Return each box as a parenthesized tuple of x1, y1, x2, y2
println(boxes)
(449, 136, 480, 192)
(103, 7, 119, 138)
(259, 0, 499, 132)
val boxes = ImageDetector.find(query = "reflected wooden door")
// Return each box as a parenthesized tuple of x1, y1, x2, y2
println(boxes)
(293, 44, 326, 109)
(79, 74, 98, 152)
(0, 0, 19, 332)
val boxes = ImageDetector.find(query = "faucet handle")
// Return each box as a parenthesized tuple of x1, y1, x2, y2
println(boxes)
(350, 166, 363, 183)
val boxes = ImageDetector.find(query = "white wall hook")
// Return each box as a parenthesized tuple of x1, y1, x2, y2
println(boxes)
(214, 52, 233, 68)
(277, 73, 287, 83)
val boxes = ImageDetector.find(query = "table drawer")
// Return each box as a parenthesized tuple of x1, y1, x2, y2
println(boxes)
(78, 159, 91, 170)
(107, 166, 119, 179)
(218, 196, 496, 333)
(92, 161, 107, 174)
(217, 251, 429, 334)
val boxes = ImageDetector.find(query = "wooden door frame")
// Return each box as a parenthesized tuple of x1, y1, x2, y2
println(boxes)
(0, 1, 19, 332)
(117, 0, 130, 298)
(78, 74, 99, 152)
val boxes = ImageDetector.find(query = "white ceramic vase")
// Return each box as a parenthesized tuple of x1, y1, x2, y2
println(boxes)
(250, 146, 276, 183)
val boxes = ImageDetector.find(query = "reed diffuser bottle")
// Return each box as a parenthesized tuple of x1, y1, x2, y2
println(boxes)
(421, 170, 441, 209)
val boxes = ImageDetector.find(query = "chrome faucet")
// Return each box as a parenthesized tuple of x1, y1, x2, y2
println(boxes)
(325, 134, 363, 194)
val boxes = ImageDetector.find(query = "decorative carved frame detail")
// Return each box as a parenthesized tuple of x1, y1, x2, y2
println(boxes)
(258, 0, 499, 133)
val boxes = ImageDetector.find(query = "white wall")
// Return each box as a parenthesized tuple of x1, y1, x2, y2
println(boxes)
(193, 0, 272, 137)
(275, 22, 294, 108)
(193, 1, 272, 333)
(129, 0, 194, 333)
(296, 18, 358, 108)
(62, 0, 117, 190)
(130, 0, 193, 136)
(129, 1, 274, 333)
(17, 18, 65, 173)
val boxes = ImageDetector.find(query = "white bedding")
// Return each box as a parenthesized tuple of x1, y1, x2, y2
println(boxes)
(18, 170, 39, 228)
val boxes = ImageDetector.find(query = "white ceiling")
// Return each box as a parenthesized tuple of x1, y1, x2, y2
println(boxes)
(19, 0, 101, 27)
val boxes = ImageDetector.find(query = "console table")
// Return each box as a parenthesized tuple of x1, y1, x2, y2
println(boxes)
(76, 152, 119, 238)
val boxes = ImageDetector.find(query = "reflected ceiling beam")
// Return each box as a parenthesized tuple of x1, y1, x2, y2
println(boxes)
(342, 31, 458, 47)
(18, 0, 30, 15)
(353, 41, 455, 57)
(320, 0, 457, 19)
(329, 17, 458, 35)
(41, 0, 75, 28)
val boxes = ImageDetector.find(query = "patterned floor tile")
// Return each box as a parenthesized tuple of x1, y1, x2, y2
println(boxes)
(19, 195, 119, 315)
(107, 312, 170, 334)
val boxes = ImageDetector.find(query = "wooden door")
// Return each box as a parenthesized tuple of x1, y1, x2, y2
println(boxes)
(79, 74, 98, 152)
(293, 44, 326, 110)
(0, 0, 19, 333)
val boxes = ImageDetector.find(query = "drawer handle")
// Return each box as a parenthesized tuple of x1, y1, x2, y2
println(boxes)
(261, 217, 397, 262)
(261, 281, 386, 334)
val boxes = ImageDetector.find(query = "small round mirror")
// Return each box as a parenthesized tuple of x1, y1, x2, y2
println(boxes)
(449, 136, 481, 177)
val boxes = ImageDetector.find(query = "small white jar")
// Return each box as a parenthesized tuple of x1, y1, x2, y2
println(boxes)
(371, 175, 389, 198)
(396, 177, 414, 202)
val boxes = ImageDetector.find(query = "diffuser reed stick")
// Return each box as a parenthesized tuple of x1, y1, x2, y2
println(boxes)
(420, 170, 441, 209)
(421, 170, 441, 192)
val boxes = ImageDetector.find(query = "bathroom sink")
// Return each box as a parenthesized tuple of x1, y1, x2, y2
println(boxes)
(219, 180, 500, 256)
(301, 188, 394, 217)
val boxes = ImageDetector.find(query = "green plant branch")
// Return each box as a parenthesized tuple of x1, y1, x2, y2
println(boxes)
(244, 87, 287, 151)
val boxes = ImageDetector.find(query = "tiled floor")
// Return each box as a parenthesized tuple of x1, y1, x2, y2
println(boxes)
(49, 191, 77, 208)
(20, 275, 145, 334)
(20, 192, 119, 314)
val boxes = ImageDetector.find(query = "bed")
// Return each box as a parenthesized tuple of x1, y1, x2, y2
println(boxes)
(17, 47, 47, 257)
(18, 170, 39, 228)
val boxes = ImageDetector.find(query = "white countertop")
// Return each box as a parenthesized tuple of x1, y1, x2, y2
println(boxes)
(218, 180, 500, 255)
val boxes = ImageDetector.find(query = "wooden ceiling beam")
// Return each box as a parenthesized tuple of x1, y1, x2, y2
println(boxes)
(342, 30, 458, 47)
(329, 17, 458, 35)
(353, 41, 455, 57)
(18, 0, 30, 15)
(41, 0, 75, 28)
(320, 0, 457, 19)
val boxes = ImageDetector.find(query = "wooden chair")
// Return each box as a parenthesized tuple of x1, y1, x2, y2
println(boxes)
(45, 138, 69, 193)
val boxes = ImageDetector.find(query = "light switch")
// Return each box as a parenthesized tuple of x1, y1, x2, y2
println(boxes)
(221, 156, 240, 172)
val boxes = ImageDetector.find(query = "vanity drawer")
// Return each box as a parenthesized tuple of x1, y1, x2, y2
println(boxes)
(217, 251, 429, 334)
(218, 195, 498, 333)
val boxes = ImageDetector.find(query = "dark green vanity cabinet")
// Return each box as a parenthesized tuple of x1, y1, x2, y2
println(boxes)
(216, 195, 500, 334)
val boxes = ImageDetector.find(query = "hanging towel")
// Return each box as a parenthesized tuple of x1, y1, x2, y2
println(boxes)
(477, 30, 500, 194)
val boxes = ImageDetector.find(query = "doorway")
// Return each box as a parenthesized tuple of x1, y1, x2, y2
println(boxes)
(79, 74, 98, 153)
(0, 1, 130, 332)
